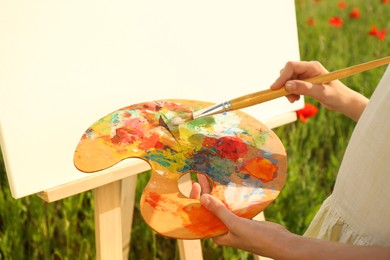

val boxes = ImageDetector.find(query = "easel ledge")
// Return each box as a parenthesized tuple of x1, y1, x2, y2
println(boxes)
(37, 112, 295, 260)
(38, 160, 150, 203)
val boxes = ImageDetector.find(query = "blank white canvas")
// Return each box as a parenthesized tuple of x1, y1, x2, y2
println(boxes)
(0, 0, 302, 198)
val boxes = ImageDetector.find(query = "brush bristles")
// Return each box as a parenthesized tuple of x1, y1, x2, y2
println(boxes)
(169, 114, 193, 126)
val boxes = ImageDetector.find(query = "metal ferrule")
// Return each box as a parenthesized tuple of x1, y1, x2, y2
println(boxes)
(192, 101, 232, 120)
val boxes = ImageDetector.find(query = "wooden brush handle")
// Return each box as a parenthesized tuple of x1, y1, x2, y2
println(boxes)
(230, 56, 390, 111)
(230, 87, 289, 110)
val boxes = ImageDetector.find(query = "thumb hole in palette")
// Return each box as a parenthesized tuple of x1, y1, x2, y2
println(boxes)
(178, 172, 213, 198)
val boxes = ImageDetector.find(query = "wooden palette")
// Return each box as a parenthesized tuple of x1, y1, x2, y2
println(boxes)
(73, 100, 287, 239)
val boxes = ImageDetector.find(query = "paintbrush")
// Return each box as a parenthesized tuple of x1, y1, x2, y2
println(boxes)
(171, 56, 390, 124)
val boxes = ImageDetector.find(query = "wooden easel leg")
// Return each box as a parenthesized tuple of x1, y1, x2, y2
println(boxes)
(121, 175, 138, 260)
(94, 181, 123, 260)
(178, 240, 203, 260)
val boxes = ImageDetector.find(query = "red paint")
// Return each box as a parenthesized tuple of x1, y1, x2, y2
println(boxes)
(111, 117, 155, 145)
(153, 141, 166, 149)
(145, 192, 162, 209)
(164, 101, 187, 111)
(202, 137, 217, 148)
(203, 136, 248, 161)
(218, 136, 248, 161)
(141, 102, 158, 111)
(111, 127, 138, 144)
(139, 132, 160, 150)
(122, 112, 132, 118)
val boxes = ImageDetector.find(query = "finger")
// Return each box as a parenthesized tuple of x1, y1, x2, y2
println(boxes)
(270, 61, 327, 90)
(197, 173, 211, 194)
(200, 194, 238, 228)
(285, 80, 325, 99)
(270, 61, 299, 90)
(189, 182, 201, 199)
(286, 94, 301, 103)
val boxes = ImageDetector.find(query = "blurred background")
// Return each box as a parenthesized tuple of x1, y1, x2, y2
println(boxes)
(1, 0, 389, 259)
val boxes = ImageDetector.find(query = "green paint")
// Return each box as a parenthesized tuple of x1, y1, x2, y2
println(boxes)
(189, 117, 216, 127)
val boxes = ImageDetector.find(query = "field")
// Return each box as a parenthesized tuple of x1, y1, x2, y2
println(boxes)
(1, 0, 389, 259)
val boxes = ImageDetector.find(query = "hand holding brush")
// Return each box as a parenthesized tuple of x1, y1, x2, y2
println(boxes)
(190, 56, 390, 122)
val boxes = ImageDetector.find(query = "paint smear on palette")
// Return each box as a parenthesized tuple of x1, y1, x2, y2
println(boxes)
(73, 99, 287, 239)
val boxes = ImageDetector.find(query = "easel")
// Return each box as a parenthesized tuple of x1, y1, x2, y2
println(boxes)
(1, 1, 301, 259)
(38, 113, 295, 259)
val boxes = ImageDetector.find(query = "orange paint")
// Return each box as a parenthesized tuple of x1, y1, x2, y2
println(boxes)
(145, 191, 162, 209)
(180, 204, 226, 236)
(242, 157, 278, 182)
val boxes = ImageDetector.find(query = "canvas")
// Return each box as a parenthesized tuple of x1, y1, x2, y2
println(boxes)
(0, 1, 301, 198)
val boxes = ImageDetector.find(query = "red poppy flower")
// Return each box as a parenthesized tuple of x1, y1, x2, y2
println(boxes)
(382, 0, 389, 4)
(377, 29, 387, 41)
(296, 103, 318, 123)
(349, 7, 361, 18)
(369, 25, 387, 40)
(337, 1, 347, 9)
(369, 25, 378, 36)
(329, 17, 343, 27)
(306, 17, 316, 26)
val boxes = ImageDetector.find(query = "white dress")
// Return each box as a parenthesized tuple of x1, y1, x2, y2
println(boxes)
(304, 65, 390, 246)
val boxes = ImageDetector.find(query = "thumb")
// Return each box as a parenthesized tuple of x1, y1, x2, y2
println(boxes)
(200, 194, 237, 227)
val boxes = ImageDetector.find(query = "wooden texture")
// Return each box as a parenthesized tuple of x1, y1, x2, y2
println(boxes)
(230, 56, 390, 111)
(74, 100, 288, 239)
(121, 175, 137, 260)
(178, 240, 204, 260)
(305, 56, 390, 83)
(94, 181, 123, 260)
(38, 161, 150, 202)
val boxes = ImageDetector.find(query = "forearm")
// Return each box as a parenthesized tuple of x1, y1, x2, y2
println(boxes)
(276, 232, 390, 260)
(200, 194, 390, 260)
(331, 81, 369, 122)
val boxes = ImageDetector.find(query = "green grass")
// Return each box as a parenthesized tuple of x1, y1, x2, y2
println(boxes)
(1, 0, 389, 259)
